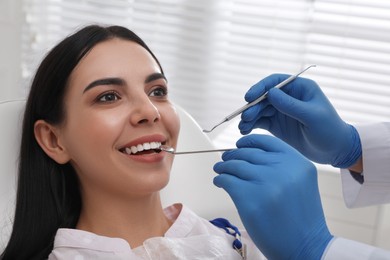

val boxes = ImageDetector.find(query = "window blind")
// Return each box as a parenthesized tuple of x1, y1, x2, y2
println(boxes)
(21, 0, 390, 149)
(21, 0, 131, 86)
(305, 0, 390, 125)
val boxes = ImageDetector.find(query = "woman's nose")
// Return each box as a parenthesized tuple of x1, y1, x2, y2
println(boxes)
(130, 96, 161, 126)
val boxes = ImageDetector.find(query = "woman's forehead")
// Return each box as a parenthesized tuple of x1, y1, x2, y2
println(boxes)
(78, 39, 158, 70)
(68, 39, 161, 89)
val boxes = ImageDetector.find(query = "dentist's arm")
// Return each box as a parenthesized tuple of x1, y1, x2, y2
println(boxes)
(213, 134, 333, 260)
(213, 134, 390, 259)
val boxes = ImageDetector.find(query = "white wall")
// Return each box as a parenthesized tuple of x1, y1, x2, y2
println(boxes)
(0, 0, 23, 101)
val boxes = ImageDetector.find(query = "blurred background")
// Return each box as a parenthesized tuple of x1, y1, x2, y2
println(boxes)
(1, 0, 390, 249)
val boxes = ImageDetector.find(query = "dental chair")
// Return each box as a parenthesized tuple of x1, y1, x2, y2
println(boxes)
(0, 100, 25, 249)
(0, 99, 240, 250)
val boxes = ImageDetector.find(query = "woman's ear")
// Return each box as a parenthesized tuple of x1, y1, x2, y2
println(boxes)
(34, 120, 70, 164)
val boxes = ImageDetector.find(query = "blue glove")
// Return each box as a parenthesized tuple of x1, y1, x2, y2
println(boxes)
(239, 74, 361, 168)
(213, 134, 333, 260)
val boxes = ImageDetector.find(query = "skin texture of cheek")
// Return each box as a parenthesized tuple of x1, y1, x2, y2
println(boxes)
(60, 103, 179, 198)
(161, 104, 181, 149)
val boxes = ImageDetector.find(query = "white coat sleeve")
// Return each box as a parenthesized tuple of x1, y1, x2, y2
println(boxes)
(340, 122, 390, 208)
(322, 122, 390, 259)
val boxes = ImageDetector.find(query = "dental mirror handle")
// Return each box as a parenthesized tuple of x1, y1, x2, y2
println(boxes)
(159, 145, 234, 155)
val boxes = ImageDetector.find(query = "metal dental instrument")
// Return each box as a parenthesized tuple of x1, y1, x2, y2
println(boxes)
(159, 145, 234, 155)
(202, 64, 317, 133)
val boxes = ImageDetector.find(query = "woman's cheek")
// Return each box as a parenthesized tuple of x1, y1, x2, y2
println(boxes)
(164, 105, 180, 147)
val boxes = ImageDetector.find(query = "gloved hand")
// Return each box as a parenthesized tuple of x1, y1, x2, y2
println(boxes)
(213, 134, 333, 260)
(239, 74, 361, 168)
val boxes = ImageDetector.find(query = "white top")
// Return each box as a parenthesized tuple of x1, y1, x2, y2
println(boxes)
(323, 122, 390, 260)
(49, 203, 265, 259)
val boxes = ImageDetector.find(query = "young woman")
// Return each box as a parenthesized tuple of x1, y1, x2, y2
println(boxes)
(1, 25, 263, 259)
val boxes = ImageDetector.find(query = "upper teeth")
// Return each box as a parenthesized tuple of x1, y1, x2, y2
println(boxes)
(123, 142, 162, 155)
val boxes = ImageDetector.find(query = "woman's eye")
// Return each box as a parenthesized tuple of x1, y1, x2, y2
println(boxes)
(97, 91, 121, 103)
(149, 87, 168, 97)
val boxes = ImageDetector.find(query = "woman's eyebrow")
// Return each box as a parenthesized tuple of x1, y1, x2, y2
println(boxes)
(145, 72, 167, 84)
(83, 77, 125, 93)
(83, 73, 166, 93)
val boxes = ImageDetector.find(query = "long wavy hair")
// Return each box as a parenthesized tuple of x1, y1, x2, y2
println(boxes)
(1, 25, 163, 260)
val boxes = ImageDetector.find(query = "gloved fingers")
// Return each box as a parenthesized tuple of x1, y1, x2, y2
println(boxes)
(236, 134, 291, 153)
(213, 173, 242, 191)
(213, 174, 254, 204)
(239, 119, 271, 135)
(241, 102, 274, 122)
(239, 121, 255, 135)
(221, 148, 277, 165)
(240, 100, 268, 122)
(239, 107, 275, 134)
(245, 74, 291, 103)
(266, 87, 310, 125)
(214, 160, 266, 181)
(258, 105, 276, 117)
(266, 77, 328, 125)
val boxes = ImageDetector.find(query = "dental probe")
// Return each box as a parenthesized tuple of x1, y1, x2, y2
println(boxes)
(202, 64, 316, 133)
(159, 145, 234, 155)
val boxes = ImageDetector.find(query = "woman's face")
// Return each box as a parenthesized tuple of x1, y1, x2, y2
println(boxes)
(55, 38, 180, 198)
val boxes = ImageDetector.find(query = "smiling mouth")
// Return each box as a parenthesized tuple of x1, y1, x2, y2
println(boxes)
(119, 141, 164, 155)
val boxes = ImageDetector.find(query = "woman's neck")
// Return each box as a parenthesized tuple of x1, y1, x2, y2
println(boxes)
(76, 191, 172, 248)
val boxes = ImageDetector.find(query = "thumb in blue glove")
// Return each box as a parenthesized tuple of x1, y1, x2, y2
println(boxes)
(213, 134, 333, 259)
(239, 74, 361, 168)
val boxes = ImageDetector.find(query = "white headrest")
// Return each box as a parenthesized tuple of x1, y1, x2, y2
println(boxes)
(162, 106, 238, 221)
(0, 100, 25, 248)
